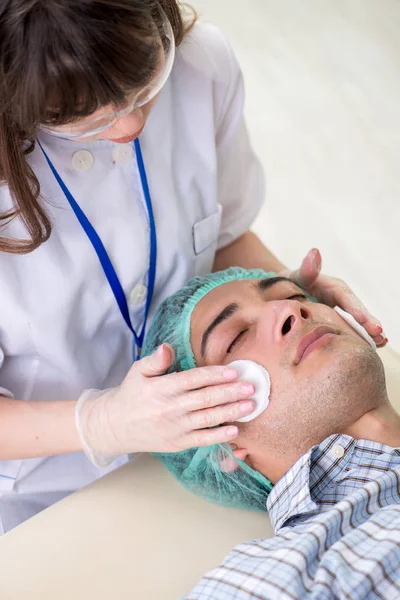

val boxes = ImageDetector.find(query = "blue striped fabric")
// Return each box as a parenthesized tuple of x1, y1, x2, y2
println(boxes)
(184, 434, 400, 599)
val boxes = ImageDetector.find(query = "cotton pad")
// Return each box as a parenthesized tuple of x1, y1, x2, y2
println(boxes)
(334, 306, 376, 350)
(228, 360, 271, 423)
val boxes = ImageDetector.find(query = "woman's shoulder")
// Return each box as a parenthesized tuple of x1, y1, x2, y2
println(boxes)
(176, 21, 240, 88)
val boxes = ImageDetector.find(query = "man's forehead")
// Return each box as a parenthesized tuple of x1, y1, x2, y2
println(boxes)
(201, 277, 302, 302)
(194, 279, 252, 313)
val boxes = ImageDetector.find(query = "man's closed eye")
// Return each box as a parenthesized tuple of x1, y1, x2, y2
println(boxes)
(227, 329, 249, 354)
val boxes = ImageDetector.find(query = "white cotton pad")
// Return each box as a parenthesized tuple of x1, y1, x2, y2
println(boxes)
(228, 360, 271, 423)
(334, 306, 376, 350)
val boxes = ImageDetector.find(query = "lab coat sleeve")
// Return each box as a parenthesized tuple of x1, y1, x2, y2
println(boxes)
(214, 33, 265, 250)
(0, 345, 13, 399)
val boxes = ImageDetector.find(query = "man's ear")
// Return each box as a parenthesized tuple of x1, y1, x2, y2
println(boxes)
(220, 447, 250, 473)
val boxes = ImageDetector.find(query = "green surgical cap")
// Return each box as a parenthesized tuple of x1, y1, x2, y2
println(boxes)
(142, 267, 277, 512)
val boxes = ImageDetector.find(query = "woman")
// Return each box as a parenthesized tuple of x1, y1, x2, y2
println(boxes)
(0, 0, 386, 533)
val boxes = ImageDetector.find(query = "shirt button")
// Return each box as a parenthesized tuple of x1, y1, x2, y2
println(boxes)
(332, 445, 345, 459)
(72, 150, 94, 171)
(129, 284, 147, 305)
(112, 144, 134, 164)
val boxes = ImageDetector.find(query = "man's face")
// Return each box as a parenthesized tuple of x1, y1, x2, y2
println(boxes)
(190, 278, 386, 481)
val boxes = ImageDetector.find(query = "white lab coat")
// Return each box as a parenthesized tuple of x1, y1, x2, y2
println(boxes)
(0, 23, 264, 533)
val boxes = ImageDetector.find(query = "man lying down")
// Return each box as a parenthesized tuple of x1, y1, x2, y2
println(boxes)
(142, 267, 400, 600)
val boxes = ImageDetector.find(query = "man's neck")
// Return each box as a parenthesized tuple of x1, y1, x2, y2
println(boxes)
(343, 402, 400, 448)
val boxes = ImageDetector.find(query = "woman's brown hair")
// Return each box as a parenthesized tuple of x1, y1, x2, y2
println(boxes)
(0, 0, 196, 254)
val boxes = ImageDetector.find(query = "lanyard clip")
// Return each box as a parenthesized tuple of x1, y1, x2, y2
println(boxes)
(135, 345, 142, 362)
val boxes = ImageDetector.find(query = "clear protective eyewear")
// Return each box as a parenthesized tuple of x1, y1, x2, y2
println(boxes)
(39, 11, 175, 140)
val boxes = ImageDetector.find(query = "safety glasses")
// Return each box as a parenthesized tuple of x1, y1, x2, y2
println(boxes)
(39, 10, 175, 140)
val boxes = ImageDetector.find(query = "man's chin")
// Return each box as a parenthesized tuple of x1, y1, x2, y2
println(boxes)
(294, 340, 386, 433)
(324, 343, 386, 416)
(248, 343, 387, 480)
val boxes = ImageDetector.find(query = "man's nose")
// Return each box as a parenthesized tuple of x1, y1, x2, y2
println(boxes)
(272, 300, 312, 342)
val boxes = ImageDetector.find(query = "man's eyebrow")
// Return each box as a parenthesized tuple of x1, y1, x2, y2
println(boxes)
(201, 303, 239, 358)
(254, 276, 305, 294)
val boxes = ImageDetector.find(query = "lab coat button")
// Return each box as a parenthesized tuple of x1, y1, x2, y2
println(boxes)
(129, 284, 147, 305)
(112, 144, 134, 164)
(72, 150, 94, 171)
(332, 444, 345, 459)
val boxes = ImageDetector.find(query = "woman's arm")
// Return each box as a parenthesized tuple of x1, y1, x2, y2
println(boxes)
(213, 230, 285, 273)
(0, 396, 82, 460)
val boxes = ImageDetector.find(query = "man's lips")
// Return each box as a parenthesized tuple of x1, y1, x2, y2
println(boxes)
(295, 326, 338, 364)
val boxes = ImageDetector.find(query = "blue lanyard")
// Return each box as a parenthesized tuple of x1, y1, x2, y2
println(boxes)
(38, 138, 157, 361)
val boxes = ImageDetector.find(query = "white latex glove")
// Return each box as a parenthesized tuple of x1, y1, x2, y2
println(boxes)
(280, 248, 388, 348)
(75, 344, 256, 467)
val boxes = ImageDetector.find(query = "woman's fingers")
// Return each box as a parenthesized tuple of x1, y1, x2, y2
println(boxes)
(181, 381, 255, 412)
(291, 255, 388, 348)
(164, 365, 240, 393)
(134, 343, 175, 377)
(188, 399, 255, 431)
(290, 248, 322, 289)
(187, 425, 240, 448)
(329, 286, 387, 346)
(375, 335, 389, 348)
(350, 310, 386, 345)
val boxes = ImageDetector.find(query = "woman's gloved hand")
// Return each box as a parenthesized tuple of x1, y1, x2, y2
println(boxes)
(75, 344, 255, 467)
(280, 248, 388, 348)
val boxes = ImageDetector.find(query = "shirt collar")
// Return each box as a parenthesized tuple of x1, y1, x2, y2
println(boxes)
(267, 434, 356, 532)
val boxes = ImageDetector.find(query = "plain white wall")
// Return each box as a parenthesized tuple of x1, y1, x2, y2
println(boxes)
(191, 0, 400, 351)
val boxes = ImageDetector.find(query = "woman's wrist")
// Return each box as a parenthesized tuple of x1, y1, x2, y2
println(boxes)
(0, 396, 82, 460)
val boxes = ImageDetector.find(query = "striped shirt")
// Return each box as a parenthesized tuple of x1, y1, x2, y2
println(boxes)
(184, 434, 400, 599)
